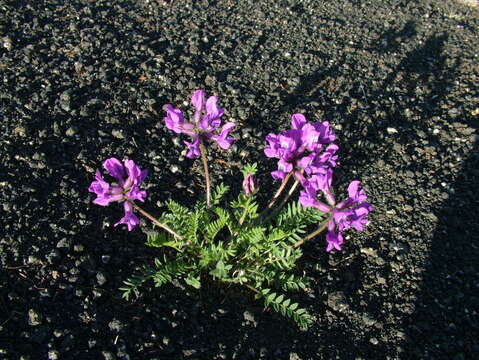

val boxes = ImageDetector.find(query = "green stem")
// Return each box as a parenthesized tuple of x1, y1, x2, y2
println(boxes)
(238, 207, 248, 226)
(129, 201, 183, 240)
(199, 141, 211, 208)
(245, 284, 260, 294)
(293, 218, 329, 248)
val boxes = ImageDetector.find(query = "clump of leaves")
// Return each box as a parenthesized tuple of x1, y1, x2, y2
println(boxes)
(121, 179, 324, 329)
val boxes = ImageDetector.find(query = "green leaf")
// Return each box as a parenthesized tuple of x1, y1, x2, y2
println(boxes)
(254, 288, 312, 329)
(145, 231, 181, 251)
(209, 260, 233, 280)
(212, 183, 230, 206)
(240, 163, 258, 177)
(185, 274, 201, 289)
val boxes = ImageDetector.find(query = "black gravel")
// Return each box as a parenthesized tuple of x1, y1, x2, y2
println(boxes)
(1, 0, 478, 359)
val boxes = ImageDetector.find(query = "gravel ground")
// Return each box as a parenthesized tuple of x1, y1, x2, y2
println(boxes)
(1, 0, 478, 359)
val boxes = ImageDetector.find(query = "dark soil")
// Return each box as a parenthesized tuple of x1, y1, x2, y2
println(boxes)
(1, 0, 478, 359)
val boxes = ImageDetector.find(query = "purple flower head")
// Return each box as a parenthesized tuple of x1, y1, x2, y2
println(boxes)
(327, 181, 372, 250)
(164, 90, 234, 158)
(264, 113, 337, 181)
(88, 157, 147, 231)
(242, 173, 258, 196)
(299, 178, 372, 252)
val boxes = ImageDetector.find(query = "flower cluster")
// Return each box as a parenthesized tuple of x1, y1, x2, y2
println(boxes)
(319, 181, 372, 251)
(88, 158, 147, 231)
(88, 90, 372, 252)
(264, 113, 338, 188)
(265, 113, 372, 251)
(164, 90, 235, 158)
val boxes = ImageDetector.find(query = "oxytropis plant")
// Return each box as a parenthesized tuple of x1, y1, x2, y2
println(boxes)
(88, 90, 372, 328)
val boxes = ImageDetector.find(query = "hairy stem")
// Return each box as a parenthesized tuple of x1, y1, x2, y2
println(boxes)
(255, 172, 293, 225)
(266, 172, 292, 211)
(293, 218, 329, 248)
(199, 141, 211, 208)
(263, 179, 300, 224)
(129, 201, 183, 240)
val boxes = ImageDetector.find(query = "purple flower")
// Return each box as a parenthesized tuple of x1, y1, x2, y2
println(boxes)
(184, 136, 201, 159)
(212, 122, 235, 149)
(326, 223, 344, 252)
(88, 158, 147, 231)
(114, 201, 140, 232)
(164, 90, 235, 158)
(264, 113, 336, 181)
(242, 173, 258, 196)
(300, 180, 372, 252)
(164, 105, 195, 136)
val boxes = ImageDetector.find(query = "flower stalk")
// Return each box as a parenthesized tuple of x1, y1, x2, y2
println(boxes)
(129, 201, 183, 240)
(199, 141, 212, 208)
(263, 178, 300, 224)
(293, 218, 329, 248)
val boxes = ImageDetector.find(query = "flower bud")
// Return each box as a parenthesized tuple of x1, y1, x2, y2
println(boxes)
(242, 173, 258, 196)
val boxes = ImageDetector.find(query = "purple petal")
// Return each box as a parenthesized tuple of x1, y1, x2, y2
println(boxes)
(184, 136, 201, 159)
(307, 169, 333, 192)
(299, 189, 317, 208)
(271, 170, 287, 181)
(205, 96, 224, 119)
(93, 195, 114, 206)
(114, 212, 140, 232)
(297, 153, 316, 172)
(333, 209, 354, 231)
(277, 158, 293, 173)
(191, 90, 206, 112)
(127, 185, 147, 202)
(314, 121, 336, 144)
(349, 203, 372, 231)
(291, 113, 307, 130)
(299, 189, 331, 212)
(215, 136, 234, 150)
(279, 131, 301, 153)
(114, 202, 140, 231)
(103, 158, 126, 183)
(316, 144, 339, 167)
(264, 133, 280, 158)
(299, 123, 320, 152)
(198, 114, 211, 131)
(124, 159, 141, 180)
(213, 122, 235, 149)
(326, 231, 344, 252)
(164, 105, 185, 134)
(348, 180, 368, 203)
(88, 170, 110, 195)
